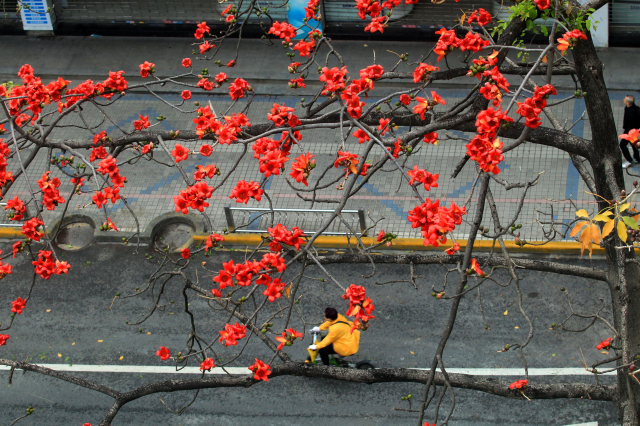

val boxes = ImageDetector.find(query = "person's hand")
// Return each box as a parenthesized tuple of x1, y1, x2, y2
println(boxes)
(308, 345, 317, 350)
(311, 326, 320, 333)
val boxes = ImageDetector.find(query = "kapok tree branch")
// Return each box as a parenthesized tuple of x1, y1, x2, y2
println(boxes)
(313, 253, 608, 282)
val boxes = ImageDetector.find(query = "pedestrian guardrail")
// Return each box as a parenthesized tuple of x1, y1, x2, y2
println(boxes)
(224, 206, 367, 236)
(0, 203, 24, 227)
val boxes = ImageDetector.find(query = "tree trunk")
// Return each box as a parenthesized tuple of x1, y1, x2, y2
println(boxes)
(572, 29, 640, 425)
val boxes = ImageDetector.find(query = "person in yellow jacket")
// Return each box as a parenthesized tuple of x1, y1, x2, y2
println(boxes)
(308, 307, 360, 365)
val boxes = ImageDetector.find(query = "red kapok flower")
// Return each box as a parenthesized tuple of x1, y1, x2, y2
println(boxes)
(468, 8, 492, 26)
(22, 218, 44, 241)
(408, 166, 439, 191)
(199, 144, 213, 156)
(133, 114, 150, 130)
(106, 218, 118, 232)
(200, 357, 216, 371)
(423, 132, 438, 145)
(139, 61, 155, 78)
(510, 379, 529, 390)
(171, 144, 190, 162)
(596, 337, 612, 350)
(469, 258, 484, 277)
(230, 180, 263, 204)
(11, 297, 26, 315)
(181, 248, 191, 259)
(275, 328, 304, 350)
(156, 346, 170, 361)
(182, 58, 192, 68)
(289, 152, 315, 186)
(249, 358, 272, 381)
(445, 242, 461, 255)
(218, 322, 247, 346)
(0, 334, 8, 347)
(268, 21, 297, 42)
(557, 29, 588, 53)
(534, 0, 551, 9)
(620, 129, 639, 144)
(181, 90, 192, 100)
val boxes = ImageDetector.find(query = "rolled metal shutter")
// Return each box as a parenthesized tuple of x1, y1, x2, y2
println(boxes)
(0, 0, 20, 19)
(227, 0, 289, 22)
(323, 0, 413, 22)
(325, 0, 493, 28)
(609, 0, 640, 38)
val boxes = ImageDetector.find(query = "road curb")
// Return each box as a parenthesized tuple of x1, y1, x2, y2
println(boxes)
(193, 233, 602, 255)
(0, 220, 601, 255)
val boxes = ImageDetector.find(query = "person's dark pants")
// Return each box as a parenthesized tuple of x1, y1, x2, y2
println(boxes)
(620, 138, 640, 163)
(319, 343, 337, 365)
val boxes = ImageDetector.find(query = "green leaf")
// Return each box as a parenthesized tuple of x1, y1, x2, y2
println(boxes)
(526, 19, 535, 30)
(586, 20, 591, 31)
(540, 25, 548, 37)
(529, 8, 538, 19)
(623, 216, 639, 230)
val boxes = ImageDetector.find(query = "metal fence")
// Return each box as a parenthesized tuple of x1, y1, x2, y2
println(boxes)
(224, 206, 367, 236)
(0, 202, 23, 227)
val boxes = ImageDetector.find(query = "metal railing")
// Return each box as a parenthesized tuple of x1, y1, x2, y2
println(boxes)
(0, 203, 23, 227)
(224, 206, 367, 236)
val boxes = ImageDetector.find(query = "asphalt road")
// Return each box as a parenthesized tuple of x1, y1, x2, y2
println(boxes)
(0, 242, 619, 425)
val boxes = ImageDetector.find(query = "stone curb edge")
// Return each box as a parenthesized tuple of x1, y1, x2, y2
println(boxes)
(0, 224, 600, 255)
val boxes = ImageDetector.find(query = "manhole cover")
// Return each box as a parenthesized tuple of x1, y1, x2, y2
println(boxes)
(153, 222, 194, 252)
(55, 222, 95, 251)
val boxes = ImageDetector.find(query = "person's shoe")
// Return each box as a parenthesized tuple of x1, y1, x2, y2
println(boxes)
(623, 161, 632, 169)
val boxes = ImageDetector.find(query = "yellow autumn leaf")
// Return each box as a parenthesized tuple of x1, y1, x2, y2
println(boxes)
(580, 226, 592, 257)
(97, 340, 103, 343)
(575, 209, 589, 218)
(570, 221, 589, 238)
(620, 203, 630, 212)
(617, 220, 628, 243)
(593, 214, 612, 222)
(460, 13, 466, 24)
(602, 219, 615, 238)
(590, 224, 601, 245)
(58, 353, 62, 357)
(119, 356, 124, 361)
(504, 310, 508, 315)
(410, 351, 415, 355)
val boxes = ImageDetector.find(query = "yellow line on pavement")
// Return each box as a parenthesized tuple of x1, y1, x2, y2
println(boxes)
(194, 233, 601, 255)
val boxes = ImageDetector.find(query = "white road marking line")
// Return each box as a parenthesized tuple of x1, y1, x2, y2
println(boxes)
(563, 423, 598, 426)
(0, 364, 616, 376)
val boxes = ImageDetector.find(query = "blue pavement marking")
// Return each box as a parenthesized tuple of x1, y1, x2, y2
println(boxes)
(357, 177, 409, 221)
(104, 106, 175, 135)
(565, 96, 586, 200)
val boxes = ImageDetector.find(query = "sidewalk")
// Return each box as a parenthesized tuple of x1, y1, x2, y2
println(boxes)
(0, 36, 638, 246)
(0, 90, 628, 244)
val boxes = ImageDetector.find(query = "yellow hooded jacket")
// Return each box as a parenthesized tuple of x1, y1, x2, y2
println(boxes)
(315, 314, 360, 356)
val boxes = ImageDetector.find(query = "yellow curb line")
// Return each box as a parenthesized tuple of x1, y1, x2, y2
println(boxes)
(194, 234, 603, 255)
(0, 227, 602, 255)
(0, 227, 26, 239)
